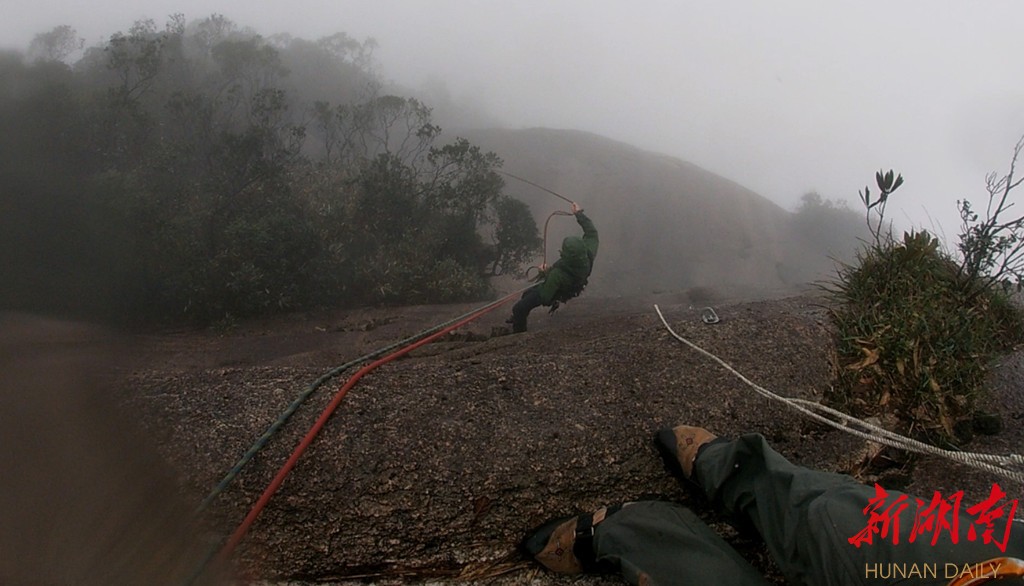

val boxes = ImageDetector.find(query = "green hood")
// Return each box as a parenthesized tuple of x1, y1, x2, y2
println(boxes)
(559, 236, 592, 278)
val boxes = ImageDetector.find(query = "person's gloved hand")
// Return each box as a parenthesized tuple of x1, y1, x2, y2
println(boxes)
(571, 201, 582, 214)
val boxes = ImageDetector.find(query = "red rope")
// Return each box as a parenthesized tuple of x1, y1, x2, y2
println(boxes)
(218, 290, 522, 560)
(542, 210, 573, 267)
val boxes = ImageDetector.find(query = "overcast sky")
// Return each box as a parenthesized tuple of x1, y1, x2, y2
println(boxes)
(3, 1, 1023, 240)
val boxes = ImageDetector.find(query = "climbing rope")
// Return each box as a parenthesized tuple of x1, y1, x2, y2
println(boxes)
(497, 170, 578, 272)
(216, 289, 527, 560)
(497, 169, 574, 205)
(183, 289, 530, 585)
(654, 304, 1024, 484)
(541, 210, 574, 268)
(196, 289, 530, 513)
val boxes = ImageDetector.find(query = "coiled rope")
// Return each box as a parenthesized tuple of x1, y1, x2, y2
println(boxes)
(654, 304, 1024, 484)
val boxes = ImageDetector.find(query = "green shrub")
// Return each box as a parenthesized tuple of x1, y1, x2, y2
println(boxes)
(827, 169, 1024, 443)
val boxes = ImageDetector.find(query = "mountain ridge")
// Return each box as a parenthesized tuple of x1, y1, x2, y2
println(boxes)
(456, 127, 834, 298)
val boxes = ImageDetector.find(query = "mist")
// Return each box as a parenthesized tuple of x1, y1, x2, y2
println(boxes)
(4, 0, 1024, 241)
(3, 6, 1023, 581)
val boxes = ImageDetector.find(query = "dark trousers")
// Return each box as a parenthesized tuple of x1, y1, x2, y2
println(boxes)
(592, 434, 1024, 585)
(511, 287, 543, 333)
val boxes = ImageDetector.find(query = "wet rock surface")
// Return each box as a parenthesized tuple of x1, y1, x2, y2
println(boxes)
(118, 293, 1024, 585)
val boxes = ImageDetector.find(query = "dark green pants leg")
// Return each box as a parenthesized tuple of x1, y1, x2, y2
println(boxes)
(591, 501, 770, 585)
(695, 434, 1024, 585)
(511, 287, 542, 332)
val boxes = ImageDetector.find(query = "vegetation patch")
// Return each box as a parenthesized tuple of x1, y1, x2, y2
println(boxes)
(826, 162, 1024, 443)
(1, 16, 541, 325)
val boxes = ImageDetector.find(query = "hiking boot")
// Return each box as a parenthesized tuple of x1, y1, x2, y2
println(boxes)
(521, 505, 627, 574)
(654, 425, 717, 480)
(505, 315, 527, 333)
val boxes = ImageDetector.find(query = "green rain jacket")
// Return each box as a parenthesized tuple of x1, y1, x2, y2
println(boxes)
(536, 211, 598, 305)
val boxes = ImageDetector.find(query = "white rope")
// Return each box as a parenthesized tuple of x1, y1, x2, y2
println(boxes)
(654, 304, 1024, 485)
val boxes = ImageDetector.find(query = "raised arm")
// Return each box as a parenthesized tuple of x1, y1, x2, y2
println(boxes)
(573, 206, 598, 258)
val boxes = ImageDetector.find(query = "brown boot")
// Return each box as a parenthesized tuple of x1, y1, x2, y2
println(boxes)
(654, 425, 717, 480)
(521, 505, 625, 574)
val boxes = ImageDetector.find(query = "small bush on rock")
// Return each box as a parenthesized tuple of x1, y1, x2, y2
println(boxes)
(828, 160, 1024, 444)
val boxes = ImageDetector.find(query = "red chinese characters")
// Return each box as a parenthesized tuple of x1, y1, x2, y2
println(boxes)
(849, 484, 909, 548)
(848, 483, 1018, 553)
(965, 484, 1018, 553)
(909, 489, 962, 546)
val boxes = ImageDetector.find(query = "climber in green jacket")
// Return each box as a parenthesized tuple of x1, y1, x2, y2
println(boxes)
(509, 202, 598, 333)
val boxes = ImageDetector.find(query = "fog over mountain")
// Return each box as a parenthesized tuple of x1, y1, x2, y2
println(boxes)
(461, 127, 844, 298)
(4, 8, 1024, 584)
(4, 0, 1023, 244)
